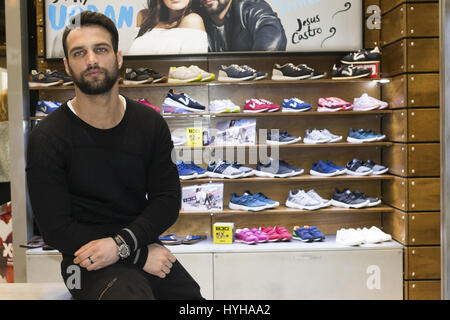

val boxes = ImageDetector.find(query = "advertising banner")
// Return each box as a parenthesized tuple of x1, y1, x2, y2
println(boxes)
(45, 0, 362, 58)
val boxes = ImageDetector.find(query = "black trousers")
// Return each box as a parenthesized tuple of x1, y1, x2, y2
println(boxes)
(60, 258, 204, 300)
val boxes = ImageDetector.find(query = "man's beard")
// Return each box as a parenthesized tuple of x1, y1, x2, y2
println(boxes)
(204, 0, 231, 15)
(69, 62, 119, 95)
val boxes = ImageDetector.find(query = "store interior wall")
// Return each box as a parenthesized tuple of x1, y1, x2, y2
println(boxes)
(0, 0, 9, 206)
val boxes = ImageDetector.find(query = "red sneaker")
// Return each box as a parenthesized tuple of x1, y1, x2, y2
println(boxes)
(259, 226, 282, 242)
(244, 98, 269, 113)
(258, 99, 281, 112)
(137, 98, 161, 113)
(275, 226, 293, 241)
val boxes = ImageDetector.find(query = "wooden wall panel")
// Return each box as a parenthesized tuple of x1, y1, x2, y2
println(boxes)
(406, 280, 441, 300)
(405, 246, 441, 280)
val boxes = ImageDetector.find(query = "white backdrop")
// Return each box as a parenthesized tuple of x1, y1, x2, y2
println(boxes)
(45, 0, 362, 58)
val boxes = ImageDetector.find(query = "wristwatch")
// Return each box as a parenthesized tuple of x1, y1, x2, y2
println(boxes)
(113, 235, 130, 260)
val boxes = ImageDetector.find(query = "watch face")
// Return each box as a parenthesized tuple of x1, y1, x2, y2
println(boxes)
(119, 244, 130, 259)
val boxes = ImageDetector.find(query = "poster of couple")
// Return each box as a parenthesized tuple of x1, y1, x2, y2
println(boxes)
(45, 0, 362, 58)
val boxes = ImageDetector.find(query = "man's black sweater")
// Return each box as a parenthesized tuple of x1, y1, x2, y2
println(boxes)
(26, 97, 181, 268)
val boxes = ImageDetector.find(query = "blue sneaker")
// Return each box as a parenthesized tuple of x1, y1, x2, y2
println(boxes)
(176, 160, 198, 180)
(267, 130, 302, 145)
(347, 128, 381, 143)
(163, 89, 206, 113)
(255, 157, 296, 178)
(243, 190, 279, 209)
(279, 160, 304, 176)
(282, 98, 312, 112)
(231, 161, 255, 177)
(184, 161, 208, 178)
(36, 101, 62, 116)
(292, 226, 314, 242)
(308, 226, 326, 241)
(218, 64, 256, 81)
(326, 160, 347, 175)
(310, 160, 340, 177)
(228, 193, 268, 211)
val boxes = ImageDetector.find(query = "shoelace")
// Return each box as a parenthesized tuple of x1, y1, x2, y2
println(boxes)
(287, 63, 304, 72)
(299, 64, 314, 72)
(241, 65, 256, 72)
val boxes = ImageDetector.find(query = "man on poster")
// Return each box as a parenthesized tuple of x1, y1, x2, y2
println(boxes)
(199, 0, 287, 52)
(26, 11, 203, 300)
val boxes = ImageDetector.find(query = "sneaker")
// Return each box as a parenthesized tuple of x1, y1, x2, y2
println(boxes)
(218, 64, 256, 81)
(296, 64, 326, 79)
(332, 64, 372, 80)
(353, 93, 388, 111)
(243, 190, 279, 209)
(137, 98, 161, 113)
(341, 47, 381, 65)
(258, 99, 281, 112)
(317, 98, 346, 112)
(186, 65, 215, 82)
(282, 98, 312, 112)
(326, 97, 353, 111)
(240, 65, 268, 80)
(308, 226, 326, 241)
(209, 100, 240, 113)
(279, 160, 304, 176)
(292, 226, 314, 242)
(364, 160, 389, 175)
(310, 160, 340, 177)
(272, 63, 313, 80)
(29, 70, 64, 87)
(123, 68, 155, 84)
(243, 98, 269, 113)
(331, 189, 370, 209)
(255, 158, 296, 178)
(274, 226, 292, 241)
(346, 158, 373, 176)
(231, 161, 255, 177)
(325, 160, 347, 175)
(163, 89, 206, 112)
(249, 228, 270, 242)
(207, 160, 245, 179)
(229, 193, 267, 212)
(44, 69, 73, 86)
(347, 128, 379, 143)
(336, 228, 364, 246)
(320, 129, 343, 143)
(352, 190, 381, 207)
(171, 134, 186, 146)
(304, 129, 332, 144)
(184, 161, 208, 178)
(259, 226, 282, 242)
(267, 130, 301, 145)
(168, 66, 203, 83)
(306, 189, 331, 208)
(36, 101, 62, 116)
(176, 160, 198, 180)
(285, 189, 322, 210)
(159, 234, 183, 245)
(235, 228, 258, 244)
(363, 226, 392, 243)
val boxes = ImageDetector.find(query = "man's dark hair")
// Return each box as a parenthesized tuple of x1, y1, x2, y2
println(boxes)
(62, 11, 119, 60)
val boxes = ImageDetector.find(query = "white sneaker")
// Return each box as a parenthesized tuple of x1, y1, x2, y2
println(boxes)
(336, 228, 364, 246)
(306, 189, 331, 208)
(186, 65, 215, 82)
(303, 129, 332, 144)
(285, 189, 322, 210)
(353, 93, 389, 111)
(366, 226, 392, 242)
(168, 66, 202, 83)
(320, 129, 343, 143)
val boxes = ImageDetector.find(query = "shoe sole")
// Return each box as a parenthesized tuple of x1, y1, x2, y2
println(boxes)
(309, 169, 340, 177)
(340, 60, 380, 65)
(235, 239, 258, 245)
(346, 169, 373, 176)
(122, 77, 154, 85)
(200, 74, 216, 82)
(303, 138, 332, 144)
(331, 199, 370, 209)
(271, 74, 312, 80)
(281, 107, 312, 112)
(292, 235, 314, 242)
(285, 200, 322, 210)
(243, 108, 269, 113)
(229, 202, 266, 212)
(179, 174, 198, 180)
(317, 106, 346, 112)
(207, 171, 245, 179)
(266, 137, 302, 145)
(29, 80, 64, 87)
(332, 73, 372, 80)
(353, 105, 380, 111)
(254, 74, 268, 81)
(218, 75, 256, 82)
(254, 170, 295, 178)
(346, 136, 378, 143)
(309, 74, 326, 80)
(168, 75, 202, 83)
(163, 98, 205, 113)
(152, 76, 168, 83)
(367, 200, 381, 207)
(372, 168, 389, 175)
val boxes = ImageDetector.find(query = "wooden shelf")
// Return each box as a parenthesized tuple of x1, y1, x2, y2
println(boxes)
(163, 110, 392, 118)
(179, 204, 393, 216)
(179, 174, 393, 184)
(174, 142, 392, 150)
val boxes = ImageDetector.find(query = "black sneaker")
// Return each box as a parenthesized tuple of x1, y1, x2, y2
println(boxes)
(296, 64, 326, 79)
(45, 69, 73, 86)
(341, 47, 381, 65)
(331, 188, 370, 209)
(240, 65, 268, 81)
(29, 70, 64, 87)
(218, 64, 256, 81)
(331, 64, 372, 80)
(124, 68, 157, 84)
(272, 63, 313, 80)
(352, 190, 381, 207)
(266, 130, 302, 145)
(345, 158, 373, 176)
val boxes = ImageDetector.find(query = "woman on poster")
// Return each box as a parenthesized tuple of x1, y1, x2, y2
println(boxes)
(128, 0, 208, 55)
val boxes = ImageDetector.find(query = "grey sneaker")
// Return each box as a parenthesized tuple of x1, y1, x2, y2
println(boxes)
(285, 189, 322, 210)
(207, 160, 245, 179)
(306, 189, 331, 208)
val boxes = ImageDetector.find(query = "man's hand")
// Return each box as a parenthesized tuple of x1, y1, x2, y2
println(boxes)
(143, 243, 176, 278)
(73, 238, 119, 271)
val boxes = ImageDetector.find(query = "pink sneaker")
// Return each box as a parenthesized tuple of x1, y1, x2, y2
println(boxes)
(250, 228, 270, 243)
(258, 99, 281, 112)
(235, 228, 258, 245)
(137, 98, 161, 113)
(244, 98, 269, 113)
(275, 226, 293, 241)
(317, 98, 345, 112)
(259, 226, 282, 242)
(326, 97, 352, 110)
